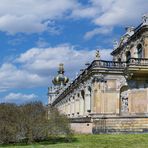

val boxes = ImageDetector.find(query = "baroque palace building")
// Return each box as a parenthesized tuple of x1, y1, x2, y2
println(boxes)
(48, 14, 148, 134)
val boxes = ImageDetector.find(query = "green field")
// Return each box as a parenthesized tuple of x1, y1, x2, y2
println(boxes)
(1, 134, 148, 148)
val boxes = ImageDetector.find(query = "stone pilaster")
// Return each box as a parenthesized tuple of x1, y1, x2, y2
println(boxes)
(79, 93, 84, 116)
(68, 99, 71, 116)
(147, 88, 148, 113)
(144, 37, 148, 58)
(71, 97, 75, 116)
(75, 93, 80, 116)
(85, 87, 91, 115)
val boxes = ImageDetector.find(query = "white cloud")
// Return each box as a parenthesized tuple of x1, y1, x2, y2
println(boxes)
(16, 44, 112, 75)
(71, 6, 99, 19)
(4, 93, 37, 102)
(16, 44, 95, 76)
(0, 44, 112, 92)
(0, 0, 146, 35)
(0, 0, 77, 34)
(0, 63, 48, 91)
(84, 27, 113, 40)
(75, 0, 148, 26)
(72, 0, 148, 39)
(92, 0, 147, 26)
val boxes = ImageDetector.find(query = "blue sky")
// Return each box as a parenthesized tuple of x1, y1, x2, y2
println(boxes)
(0, 0, 147, 104)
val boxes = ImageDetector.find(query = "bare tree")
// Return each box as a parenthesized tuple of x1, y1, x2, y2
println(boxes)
(0, 102, 72, 144)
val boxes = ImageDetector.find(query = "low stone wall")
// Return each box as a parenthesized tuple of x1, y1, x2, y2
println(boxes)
(92, 116, 148, 134)
(70, 116, 148, 134)
(71, 122, 93, 134)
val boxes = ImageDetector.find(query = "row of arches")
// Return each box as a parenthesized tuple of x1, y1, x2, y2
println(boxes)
(57, 86, 92, 117)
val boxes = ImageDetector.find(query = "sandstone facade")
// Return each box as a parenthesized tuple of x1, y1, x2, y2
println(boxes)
(48, 14, 148, 134)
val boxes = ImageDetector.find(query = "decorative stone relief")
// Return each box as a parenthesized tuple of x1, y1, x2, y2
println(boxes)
(142, 14, 148, 25)
(121, 91, 129, 113)
(117, 77, 127, 90)
(125, 73, 133, 80)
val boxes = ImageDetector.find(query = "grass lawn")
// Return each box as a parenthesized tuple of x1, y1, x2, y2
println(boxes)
(1, 134, 148, 148)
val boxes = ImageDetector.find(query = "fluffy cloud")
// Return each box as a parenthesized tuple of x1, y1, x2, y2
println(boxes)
(74, 0, 148, 39)
(16, 44, 112, 76)
(91, 0, 147, 26)
(0, 0, 76, 34)
(0, 63, 48, 92)
(0, 0, 147, 35)
(76, 0, 147, 26)
(4, 93, 37, 102)
(0, 44, 112, 92)
(16, 44, 94, 72)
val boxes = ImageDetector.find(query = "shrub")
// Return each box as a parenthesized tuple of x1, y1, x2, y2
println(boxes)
(0, 102, 72, 144)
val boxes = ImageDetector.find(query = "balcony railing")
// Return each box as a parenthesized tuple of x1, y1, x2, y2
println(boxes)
(51, 58, 148, 105)
(90, 60, 126, 69)
(89, 58, 148, 70)
(127, 58, 148, 66)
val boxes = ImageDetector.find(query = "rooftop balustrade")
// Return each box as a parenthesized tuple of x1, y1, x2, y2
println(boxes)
(127, 58, 148, 66)
(90, 60, 126, 69)
(51, 58, 148, 105)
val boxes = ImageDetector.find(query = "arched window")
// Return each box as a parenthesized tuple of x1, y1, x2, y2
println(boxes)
(137, 44, 143, 58)
(126, 51, 131, 61)
(81, 90, 85, 100)
(118, 58, 121, 62)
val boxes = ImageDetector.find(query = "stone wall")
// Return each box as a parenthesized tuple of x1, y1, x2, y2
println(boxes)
(92, 117, 148, 134)
(70, 117, 148, 134)
(129, 89, 148, 114)
(71, 122, 93, 134)
(144, 37, 148, 58)
(92, 78, 120, 115)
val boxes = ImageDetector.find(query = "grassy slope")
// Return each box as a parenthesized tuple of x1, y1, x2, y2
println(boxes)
(1, 134, 148, 148)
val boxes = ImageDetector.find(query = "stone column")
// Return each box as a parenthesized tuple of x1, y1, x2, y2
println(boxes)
(74, 95, 77, 116)
(68, 99, 71, 116)
(146, 88, 148, 114)
(70, 97, 73, 117)
(116, 93, 120, 114)
(79, 93, 84, 116)
(143, 23, 148, 57)
(71, 97, 75, 116)
(85, 87, 91, 115)
(93, 82, 101, 113)
(91, 87, 95, 113)
(75, 93, 80, 116)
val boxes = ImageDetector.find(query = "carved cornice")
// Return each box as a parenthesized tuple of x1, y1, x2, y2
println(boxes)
(111, 25, 148, 55)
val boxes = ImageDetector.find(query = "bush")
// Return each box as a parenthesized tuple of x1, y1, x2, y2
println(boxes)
(0, 102, 72, 144)
(0, 103, 21, 144)
(48, 107, 73, 139)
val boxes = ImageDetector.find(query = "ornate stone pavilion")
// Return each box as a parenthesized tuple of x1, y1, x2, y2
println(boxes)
(48, 14, 148, 133)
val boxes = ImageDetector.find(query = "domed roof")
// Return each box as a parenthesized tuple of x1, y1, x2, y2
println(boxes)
(52, 64, 69, 86)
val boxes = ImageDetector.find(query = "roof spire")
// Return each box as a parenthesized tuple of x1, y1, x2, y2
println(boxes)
(52, 63, 69, 86)
(95, 50, 100, 60)
(58, 63, 64, 74)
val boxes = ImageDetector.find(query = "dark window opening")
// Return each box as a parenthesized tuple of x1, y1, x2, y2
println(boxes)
(137, 44, 143, 58)
(126, 51, 131, 61)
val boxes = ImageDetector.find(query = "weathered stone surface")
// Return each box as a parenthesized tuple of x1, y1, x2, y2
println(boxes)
(92, 117, 148, 134)
(48, 16, 148, 134)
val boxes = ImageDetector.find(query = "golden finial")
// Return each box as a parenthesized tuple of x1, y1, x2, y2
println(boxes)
(58, 63, 64, 74)
(95, 50, 100, 60)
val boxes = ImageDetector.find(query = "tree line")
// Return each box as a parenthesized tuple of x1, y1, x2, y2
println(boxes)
(0, 102, 72, 144)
